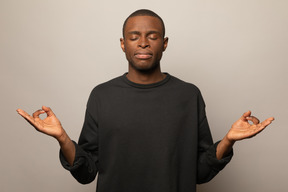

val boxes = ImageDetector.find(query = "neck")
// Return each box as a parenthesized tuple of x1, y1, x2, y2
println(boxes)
(126, 65, 166, 84)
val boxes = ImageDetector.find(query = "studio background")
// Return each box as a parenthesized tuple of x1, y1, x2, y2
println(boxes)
(1, 0, 287, 191)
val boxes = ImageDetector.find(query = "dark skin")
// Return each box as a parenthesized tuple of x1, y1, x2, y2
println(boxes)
(120, 16, 168, 84)
(17, 16, 274, 166)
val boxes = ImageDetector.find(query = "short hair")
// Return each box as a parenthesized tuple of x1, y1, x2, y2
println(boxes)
(122, 9, 166, 38)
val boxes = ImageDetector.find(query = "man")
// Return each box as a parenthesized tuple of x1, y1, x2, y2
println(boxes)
(17, 9, 274, 192)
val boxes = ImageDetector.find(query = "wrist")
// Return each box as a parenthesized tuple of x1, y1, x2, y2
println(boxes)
(56, 130, 70, 146)
(223, 134, 236, 147)
(216, 135, 235, 160)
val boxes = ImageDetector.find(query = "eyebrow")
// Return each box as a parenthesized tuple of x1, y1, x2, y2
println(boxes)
(128, 31, 141, 35)
(127, 31, 161, 36)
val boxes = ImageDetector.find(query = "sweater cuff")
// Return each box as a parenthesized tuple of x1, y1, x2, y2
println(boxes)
(207, 140, 233, 171)
(59, 140, 85, 171)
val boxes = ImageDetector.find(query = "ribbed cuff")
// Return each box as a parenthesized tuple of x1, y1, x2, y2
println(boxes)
(207, 140, 233, 171)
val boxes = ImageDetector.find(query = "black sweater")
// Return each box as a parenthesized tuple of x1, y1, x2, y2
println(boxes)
(60, 73, 233, 192)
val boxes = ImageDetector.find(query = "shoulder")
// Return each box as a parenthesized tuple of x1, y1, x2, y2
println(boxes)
(167, 74, 206, 108)
(90, 75, 124, 95)
(86, 75, 124, 107)
(169, 75, 202, 95)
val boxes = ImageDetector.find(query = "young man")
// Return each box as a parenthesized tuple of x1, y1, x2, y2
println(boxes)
(17, 9, 274, 192)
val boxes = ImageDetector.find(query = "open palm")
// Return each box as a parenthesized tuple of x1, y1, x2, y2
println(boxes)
(17, 106, 64, 139)
(227, 111, 274, 142)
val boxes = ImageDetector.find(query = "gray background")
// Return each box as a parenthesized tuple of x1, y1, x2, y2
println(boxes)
(1, 0, 287, 191)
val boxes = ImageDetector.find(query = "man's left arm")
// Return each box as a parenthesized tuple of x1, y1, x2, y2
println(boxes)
(216, 111, 274, 160)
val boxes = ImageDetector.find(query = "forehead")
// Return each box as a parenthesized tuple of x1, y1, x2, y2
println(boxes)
(124, 16, 164, 35)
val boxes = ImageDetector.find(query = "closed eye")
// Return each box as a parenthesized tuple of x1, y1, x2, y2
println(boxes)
(127, 31, 140, 41)
(148, 33, 159, 40)
(148, 36, 157, 40)
(130, 37, 139, 41)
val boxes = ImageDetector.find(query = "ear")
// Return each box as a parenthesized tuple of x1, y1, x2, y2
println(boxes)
(163, 37, 169, 52)
(120, 38, 125, 52)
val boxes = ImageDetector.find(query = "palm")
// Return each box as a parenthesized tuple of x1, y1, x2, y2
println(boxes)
(35, 115, 61, 136)
(17, 106, 64, 139)
(229, 119, 258, 141)
(227, 111, 274, 142)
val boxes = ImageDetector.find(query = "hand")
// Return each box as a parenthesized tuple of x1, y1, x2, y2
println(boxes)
(17, 106, 76, 165)
(17, 106, 65, 140)
(226, 111, 274, 143)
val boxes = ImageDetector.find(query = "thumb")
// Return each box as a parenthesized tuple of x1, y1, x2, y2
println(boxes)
(241, 110, 251, 120)
(42, 106, 55, 117)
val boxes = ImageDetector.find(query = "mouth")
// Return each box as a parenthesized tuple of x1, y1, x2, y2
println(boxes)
(134, 52, 153, 60)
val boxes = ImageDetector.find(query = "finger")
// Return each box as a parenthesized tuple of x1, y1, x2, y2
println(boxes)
(17, 108, 28, 118)
(241, 110, 251, 121)
(42, 106, 55, 117)
(32, 109, 46, 118)
(17, 108, 34, 119)
(250, 117, 274, 136)
(246, 116, 260, 125)
(17, 109, 37, 125)
(259, 117, 275, 128)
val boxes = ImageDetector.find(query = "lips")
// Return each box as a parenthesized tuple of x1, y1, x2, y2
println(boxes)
(134, 52, 153, 59)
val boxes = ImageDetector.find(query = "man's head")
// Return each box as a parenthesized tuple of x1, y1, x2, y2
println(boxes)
(122, 9, 166, 39)
(120, 9, 168, 73)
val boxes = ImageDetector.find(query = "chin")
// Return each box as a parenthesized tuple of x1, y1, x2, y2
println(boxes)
(130, 61, 160, 73)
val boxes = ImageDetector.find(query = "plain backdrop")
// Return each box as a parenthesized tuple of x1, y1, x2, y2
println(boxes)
(1, 0, 287, 191)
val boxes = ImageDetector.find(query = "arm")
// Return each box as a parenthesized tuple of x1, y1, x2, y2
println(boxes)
(197, 117, 233, 184)
(216, 111, 274, 160)
(196, 91, 235, 183)
(60, 88, 100, 184)
(17, 106, 75, 166)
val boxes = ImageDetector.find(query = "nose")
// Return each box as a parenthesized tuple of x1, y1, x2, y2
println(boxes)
(138, 36, 149, 48)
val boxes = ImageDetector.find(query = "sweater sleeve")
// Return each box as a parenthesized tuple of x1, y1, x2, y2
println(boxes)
(59, 91, 99, 184)
(196, 92, 233, 184)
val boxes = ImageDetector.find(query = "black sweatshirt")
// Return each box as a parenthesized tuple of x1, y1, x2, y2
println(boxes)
(60, 73, 233, 192)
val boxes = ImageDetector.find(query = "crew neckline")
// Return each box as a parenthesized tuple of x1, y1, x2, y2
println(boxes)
(122, 73, 171, 89)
